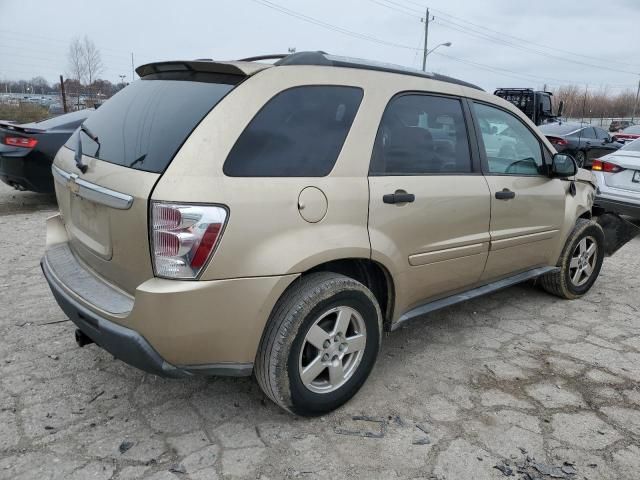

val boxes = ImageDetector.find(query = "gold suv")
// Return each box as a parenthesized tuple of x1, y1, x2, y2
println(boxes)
(42, 52, 603, 415)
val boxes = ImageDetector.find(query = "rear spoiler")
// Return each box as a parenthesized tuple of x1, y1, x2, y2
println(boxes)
(0, 121, 46, 134)
(136, 60, 271, 78)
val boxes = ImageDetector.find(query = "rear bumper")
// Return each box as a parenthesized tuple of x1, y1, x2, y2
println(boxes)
(42, 256, 190, 378)
(0, 153, 54, 193)
(41, 216, 298, 376)
(595, 196, 640, 219)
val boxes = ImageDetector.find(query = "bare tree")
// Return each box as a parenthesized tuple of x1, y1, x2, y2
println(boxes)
(67, 37, 87, 84)
(82, 36, 103, 88)
(30, 76, 49, 94)
(67, 37, 86, 108)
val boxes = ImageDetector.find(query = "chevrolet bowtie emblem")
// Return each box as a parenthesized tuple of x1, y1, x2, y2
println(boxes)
(67, 174, 80, 194)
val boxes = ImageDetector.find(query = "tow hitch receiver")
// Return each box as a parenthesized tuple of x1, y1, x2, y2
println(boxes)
(75, 328, 94, 347)
(596, 213, 640, 256)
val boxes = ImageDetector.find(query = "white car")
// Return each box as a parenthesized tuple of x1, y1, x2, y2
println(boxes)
(593, 138, 640, 219)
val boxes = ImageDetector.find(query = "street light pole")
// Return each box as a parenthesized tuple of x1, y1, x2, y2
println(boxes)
(421, 8, 431, 72)
(632, 76, 640, 123)
(425, 42, 452, 58)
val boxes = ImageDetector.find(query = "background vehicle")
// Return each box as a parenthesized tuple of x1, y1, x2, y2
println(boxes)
(42, 52, 605, 416)
(539, 122, 623, 168)
(593, 138, 640, 219)
(0, 109, 93, 192)
(493, 88, 563, 125)
(609, 120, 634, 132)
(613, 125, 640, 144)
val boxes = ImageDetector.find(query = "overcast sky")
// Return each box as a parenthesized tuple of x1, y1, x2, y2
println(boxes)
(1, 0, 639, 92)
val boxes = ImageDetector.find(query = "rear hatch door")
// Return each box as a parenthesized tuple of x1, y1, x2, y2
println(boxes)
(53, 65, 245, 293)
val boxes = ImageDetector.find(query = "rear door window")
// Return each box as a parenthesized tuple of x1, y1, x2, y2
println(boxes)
(223, 86, 363, 177)
(594, 128, 609, 140)
(580, 127, 596, 139)
(65, 74, 239, 173)
(370, 94, 472, 175)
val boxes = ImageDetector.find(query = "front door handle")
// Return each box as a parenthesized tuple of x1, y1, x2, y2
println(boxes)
(495, 188, 516, 200)
(383, 191, 415, 204)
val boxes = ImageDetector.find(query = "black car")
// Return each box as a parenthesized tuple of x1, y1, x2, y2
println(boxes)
(0, 109, 93, 193)
(539, 123, 623, 168)
(609, 120, 634, 132)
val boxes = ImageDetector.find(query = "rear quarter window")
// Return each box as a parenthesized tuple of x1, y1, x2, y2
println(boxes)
(223, 85, 364, 177)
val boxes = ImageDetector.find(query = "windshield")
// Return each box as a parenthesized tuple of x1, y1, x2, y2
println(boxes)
(64, 74, 239, 173)
(621, 138, 640, 152)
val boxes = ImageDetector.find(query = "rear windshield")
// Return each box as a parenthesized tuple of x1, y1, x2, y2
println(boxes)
(65, 74, 239, 173)
(623, 125, 640, 134)
(621, 139, 640, 151)
(538, 123, 580, 136)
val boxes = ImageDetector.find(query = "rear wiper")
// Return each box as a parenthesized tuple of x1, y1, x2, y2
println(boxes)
(74, 124, 100, 174)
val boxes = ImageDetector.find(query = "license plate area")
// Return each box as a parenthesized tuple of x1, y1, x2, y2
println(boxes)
(69, 194, 112, 259)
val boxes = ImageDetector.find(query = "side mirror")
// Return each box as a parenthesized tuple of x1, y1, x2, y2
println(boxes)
(550, 153, 578, 178)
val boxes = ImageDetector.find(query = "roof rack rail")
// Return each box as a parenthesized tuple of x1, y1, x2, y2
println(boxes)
(237, 54, 288, 62)
(272, 51, 483, 91)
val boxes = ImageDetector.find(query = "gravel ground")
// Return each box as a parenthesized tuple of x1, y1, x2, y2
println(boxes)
(0, 181, 639, 480)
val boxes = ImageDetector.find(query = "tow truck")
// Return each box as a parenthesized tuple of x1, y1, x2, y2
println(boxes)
(494, 88, 564, 126)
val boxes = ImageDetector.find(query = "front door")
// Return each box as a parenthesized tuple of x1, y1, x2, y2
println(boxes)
(471, 101, 566, 281)
(367, 93, 491, 317)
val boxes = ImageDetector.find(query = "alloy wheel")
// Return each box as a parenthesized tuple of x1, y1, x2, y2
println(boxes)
(569, 236, 598, 287)
(298, 306, 367, 394)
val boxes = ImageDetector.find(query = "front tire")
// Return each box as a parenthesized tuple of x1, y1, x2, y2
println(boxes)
(254, 272, 382, 416)
(540, 219, 605, 299)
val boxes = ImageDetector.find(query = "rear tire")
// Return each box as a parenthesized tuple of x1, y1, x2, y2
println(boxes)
(254, 272, 382, 416)
(574, 150, 587, 168)
(540, 219, 605, 299)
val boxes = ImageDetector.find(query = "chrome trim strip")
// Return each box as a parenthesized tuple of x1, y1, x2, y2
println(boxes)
(51, 165, 134, 210)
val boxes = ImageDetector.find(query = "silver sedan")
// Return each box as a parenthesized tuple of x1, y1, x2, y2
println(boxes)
(593, 138, 640, 219)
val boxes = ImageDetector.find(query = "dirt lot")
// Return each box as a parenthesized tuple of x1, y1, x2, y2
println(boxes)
(0, 181, 639, 480)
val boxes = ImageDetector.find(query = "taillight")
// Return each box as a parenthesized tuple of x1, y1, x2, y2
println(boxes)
(151, 202, 227, 279)
(547, 136, 568, 146)
(592, 159, 623, 173)
(3, 136, 38, 148)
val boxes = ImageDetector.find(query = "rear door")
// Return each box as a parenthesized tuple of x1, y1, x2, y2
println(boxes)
(470, 101, 566, 281)
(579, 127, 600, 164)
(52, 70, 241, 294)
(594, 127, 619, 158)
(368, 93, 491, 313)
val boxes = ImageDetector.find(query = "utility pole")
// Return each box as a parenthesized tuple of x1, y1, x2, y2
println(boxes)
(59, 75, 68, 113)
(421, 8, 432, 72)
(632, 76, 640, 123)
(131, 53, 135, 82)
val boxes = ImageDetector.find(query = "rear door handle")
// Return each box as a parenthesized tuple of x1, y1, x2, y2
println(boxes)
(495, 188, 516, 200)
(383, 191, 415, 204)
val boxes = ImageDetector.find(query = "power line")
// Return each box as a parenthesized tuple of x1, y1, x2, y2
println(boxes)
(432, 16, 638, 76)
(248, 0, 635, 89)
(428, 6, 640, 70)
(248, 0, 420, 50)
(385, 0, 640, 71)
(368, 0, 421, 17)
